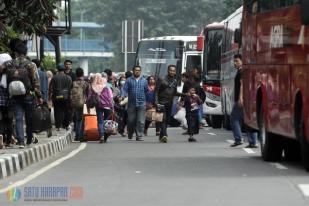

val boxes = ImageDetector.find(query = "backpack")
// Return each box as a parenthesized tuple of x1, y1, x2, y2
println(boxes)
(71, 80, 85, 108)
(6, 59, 32, 97)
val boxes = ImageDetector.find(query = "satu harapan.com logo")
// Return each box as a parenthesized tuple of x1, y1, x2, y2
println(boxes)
(6, 188, 22, 202)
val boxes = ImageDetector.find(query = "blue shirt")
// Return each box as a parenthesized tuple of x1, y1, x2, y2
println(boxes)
(123, 76, 148, 107)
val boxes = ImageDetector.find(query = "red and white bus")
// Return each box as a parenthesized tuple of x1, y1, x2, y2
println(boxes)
(240, 0, 309, 170)
(202, 22, 225, 128)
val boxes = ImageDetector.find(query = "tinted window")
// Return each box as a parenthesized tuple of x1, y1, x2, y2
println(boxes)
(259, 0, 299, 12)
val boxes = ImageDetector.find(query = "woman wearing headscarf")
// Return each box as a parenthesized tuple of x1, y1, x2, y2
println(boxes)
(88, 73, 113, 143)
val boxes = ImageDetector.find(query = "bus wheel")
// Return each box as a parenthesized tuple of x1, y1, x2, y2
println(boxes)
(258, 108, 283, 161)
(283, 139, 301, 161)
(211, 115, 222, 129)
(298, 113, 309, 171)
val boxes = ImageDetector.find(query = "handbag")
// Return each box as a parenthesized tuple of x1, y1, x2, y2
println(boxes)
(152, 112, 164, 122)
(86, 87, 100, 108)
(104, 112, 118, 135)
(146, 108, 156, 121)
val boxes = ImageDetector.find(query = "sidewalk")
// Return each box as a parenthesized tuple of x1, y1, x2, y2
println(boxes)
(0, 128, 73, 180)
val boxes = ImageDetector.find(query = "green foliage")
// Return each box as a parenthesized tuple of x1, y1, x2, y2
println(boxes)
(0, 26, 20, 53)
(69, 0, 243, 72)
(0, 0, 58, 36)
(42, 54, 56, 73)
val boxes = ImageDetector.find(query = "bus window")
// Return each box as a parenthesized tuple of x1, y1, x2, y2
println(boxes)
(185, 55, 201, 72)
(259, 0, 300, 12)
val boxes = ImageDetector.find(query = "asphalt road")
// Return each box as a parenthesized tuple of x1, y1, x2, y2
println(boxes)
(1, 127, 309, 206)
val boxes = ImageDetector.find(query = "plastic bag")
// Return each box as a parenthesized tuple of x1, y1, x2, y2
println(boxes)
(173, 107, 187, 129)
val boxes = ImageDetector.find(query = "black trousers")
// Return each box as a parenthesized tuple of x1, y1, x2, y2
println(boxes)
(0, 106, 13, 145)
(186, 110, 199, 135)
(53, 99, 70, 129)
(158, 104, 172, 138)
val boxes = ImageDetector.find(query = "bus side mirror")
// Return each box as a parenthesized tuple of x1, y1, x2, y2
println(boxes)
(301, 0, 309, 25)
(234, 28, 242, 47)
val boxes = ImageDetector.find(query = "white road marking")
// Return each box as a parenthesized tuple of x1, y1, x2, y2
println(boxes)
(135, 171, 141, 174)
(0, 143, 87, 194)
(226, 140, 234, 144)
(243, 148, 255, 154)
(207, 133, 216, 136)
(299, 184, 309, 196)
(270, 163, 288, 170)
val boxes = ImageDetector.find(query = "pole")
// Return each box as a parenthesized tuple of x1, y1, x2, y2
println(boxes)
(124, 20, 128, 72)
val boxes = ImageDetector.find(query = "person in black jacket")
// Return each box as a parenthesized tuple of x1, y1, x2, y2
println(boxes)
(155, 65, 186, 143)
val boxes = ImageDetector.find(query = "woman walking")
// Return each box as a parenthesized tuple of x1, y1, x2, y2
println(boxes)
(144, 75, 160, 136)
(88, 73, 113, 143)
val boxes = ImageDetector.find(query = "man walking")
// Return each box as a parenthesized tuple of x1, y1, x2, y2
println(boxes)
(49, 64, 72, 131)
(156, 65, 186, 143)
(230, 54, 257, 148)
(5, 39, 43, 148)
(123, 65, 148, 141)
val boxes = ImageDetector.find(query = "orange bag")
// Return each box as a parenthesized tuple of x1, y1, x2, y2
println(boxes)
(84, 114, 100, 141)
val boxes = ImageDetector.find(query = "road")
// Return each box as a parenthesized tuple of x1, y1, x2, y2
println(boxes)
(1, 127, 309, 206)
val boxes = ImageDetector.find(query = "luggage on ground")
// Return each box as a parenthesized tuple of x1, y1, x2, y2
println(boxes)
(84, 114, 100, 141)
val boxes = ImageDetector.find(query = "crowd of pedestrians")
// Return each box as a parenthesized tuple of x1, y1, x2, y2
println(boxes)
(0, 38, 257, 150)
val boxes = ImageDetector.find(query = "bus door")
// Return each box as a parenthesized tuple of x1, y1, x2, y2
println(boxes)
(184, 53, 202, 73)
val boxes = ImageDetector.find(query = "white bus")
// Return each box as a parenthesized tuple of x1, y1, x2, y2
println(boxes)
(135, 36, 203, 92)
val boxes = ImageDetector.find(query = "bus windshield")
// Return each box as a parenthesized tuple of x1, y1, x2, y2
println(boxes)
(204, 29, 223, 81)
(135, 40, 183, 78)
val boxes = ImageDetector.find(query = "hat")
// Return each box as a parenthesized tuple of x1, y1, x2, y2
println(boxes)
(0, 53, 12, 65)
(57, 63, 65, 71)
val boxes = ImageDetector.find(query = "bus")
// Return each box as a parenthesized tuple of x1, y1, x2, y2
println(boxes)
(240, 0, 309, 170)
(135, 36, 203, 93)
(220, 6, 243, 130)
(202, 22, 224, 128)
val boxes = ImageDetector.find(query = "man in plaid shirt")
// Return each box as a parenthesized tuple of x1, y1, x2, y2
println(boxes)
(123, 65, 148, 141)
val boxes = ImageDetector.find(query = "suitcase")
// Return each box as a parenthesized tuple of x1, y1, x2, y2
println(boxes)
(84, 114, 100, 141)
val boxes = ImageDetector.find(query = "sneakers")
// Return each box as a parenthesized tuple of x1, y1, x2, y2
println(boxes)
(245, 144, 258, 148)
(136, 137, 144, 141)
(159, 136, 168, 143)
(18, 142, 25, 149)
(188, 136, 197, 142)
(230, 141, 243, 147)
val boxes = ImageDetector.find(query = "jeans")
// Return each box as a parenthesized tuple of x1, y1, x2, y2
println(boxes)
(231, 103, 257, 144)
(145, 119, 160, 131)
(158, 104, 172, 138)
(247, 132, 257, 145)
(230, 103, 243, 143)
(12, 95, 35, 144)
(0, 106, 14, 145)
(74, 107, 84, 140)
(53, 99, 70, 129)
(96, 107, 111, 137)
(127, 106, 146, 138)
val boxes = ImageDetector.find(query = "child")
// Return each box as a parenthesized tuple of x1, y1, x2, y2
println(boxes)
(184, 86, 202, 142)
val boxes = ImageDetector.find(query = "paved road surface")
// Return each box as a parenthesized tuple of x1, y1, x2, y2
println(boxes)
(1, 127, 309, 206)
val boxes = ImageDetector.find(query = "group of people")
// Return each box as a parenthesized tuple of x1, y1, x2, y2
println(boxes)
(0, 38, 257, 149)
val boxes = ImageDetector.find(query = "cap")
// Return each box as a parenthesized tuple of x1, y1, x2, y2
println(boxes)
(57, 63, 65, 71)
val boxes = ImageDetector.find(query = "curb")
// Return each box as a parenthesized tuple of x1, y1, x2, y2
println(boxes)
(0, 131, 72, 180)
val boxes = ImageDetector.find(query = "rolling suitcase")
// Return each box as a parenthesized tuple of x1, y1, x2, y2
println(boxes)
(84, 114, 100, 141)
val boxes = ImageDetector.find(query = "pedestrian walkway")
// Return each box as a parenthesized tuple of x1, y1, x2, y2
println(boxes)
(0, 129, 73, 180)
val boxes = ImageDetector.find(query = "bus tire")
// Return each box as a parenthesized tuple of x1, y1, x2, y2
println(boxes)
(283, 139, 301, 161)
(211, 115, 222, 129)
(258, 107, 283, 161)
(298, 112, 309, 171)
